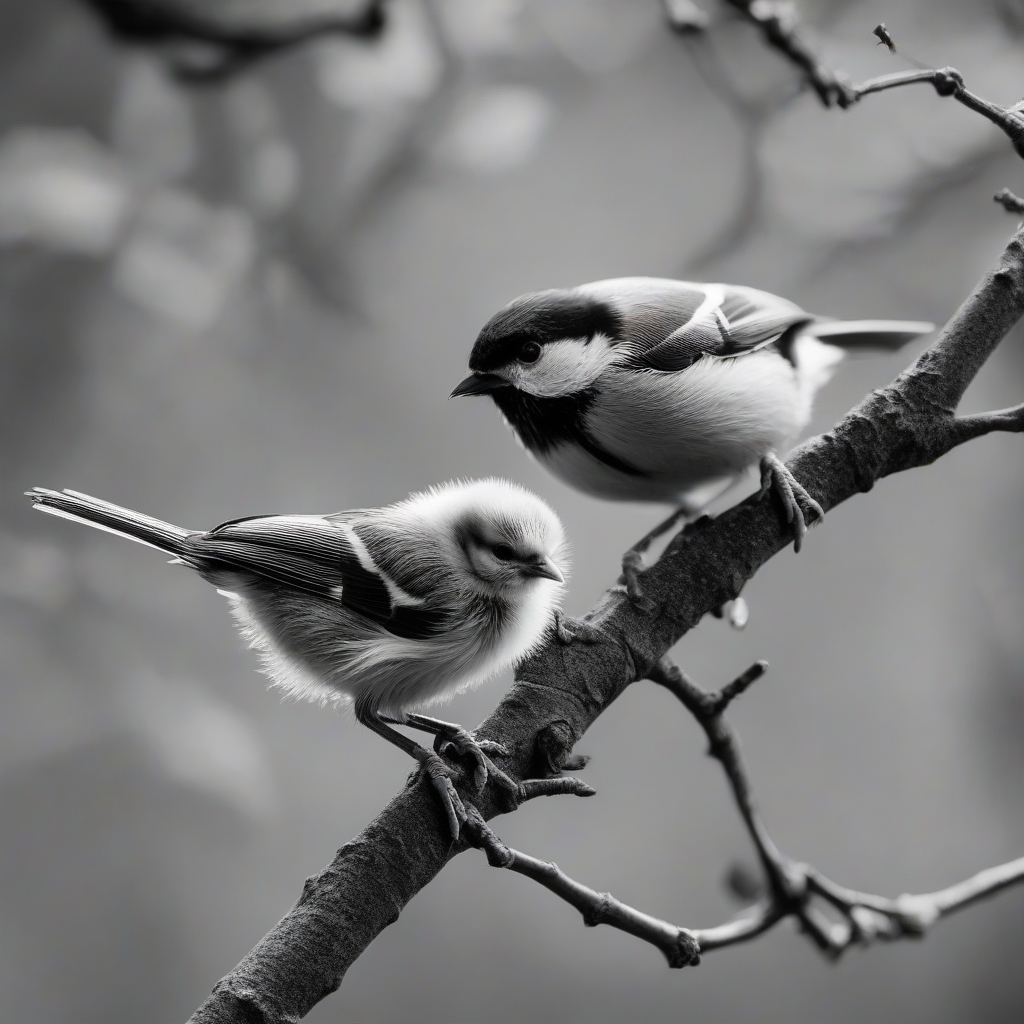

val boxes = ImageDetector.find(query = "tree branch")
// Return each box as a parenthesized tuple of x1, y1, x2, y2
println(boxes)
(81, 0, 387, 81)
(188, 194, 1024, 1020)
(708, 0, 1024, 161)
(648, 659, 794, 902)
(848, 67, 1024, 158)
(721, 1, 857, 107)
(462, 806, 701, 969)
(460, 660, 1024, 966)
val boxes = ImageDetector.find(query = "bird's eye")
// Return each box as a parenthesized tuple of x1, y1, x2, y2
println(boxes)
(492, 543, 517, 561)
(518, 341, 542, 364)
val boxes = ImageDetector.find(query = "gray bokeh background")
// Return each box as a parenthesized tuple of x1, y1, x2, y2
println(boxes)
(1, 1, 1023, 1021)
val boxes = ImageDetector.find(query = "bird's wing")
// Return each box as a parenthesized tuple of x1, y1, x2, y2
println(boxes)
(614, 281, 813, 373)
(195, 514, 449, 640)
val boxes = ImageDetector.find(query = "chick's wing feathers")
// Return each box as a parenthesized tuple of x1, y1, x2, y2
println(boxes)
(608, 281, 812, 372)
(195, 515, 449, 640)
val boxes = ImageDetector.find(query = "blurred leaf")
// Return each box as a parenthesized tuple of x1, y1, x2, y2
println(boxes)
(663, 0, 711, 34)
(312, 0, 442, 108)
(0, 128, 134, 256)
(82, 0, 385, 82)
(111, 189, 256, 330)
(430, 84, 552, 174)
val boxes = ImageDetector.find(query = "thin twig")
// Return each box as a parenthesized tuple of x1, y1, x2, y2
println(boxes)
(722, 0, 856, 107)
(848, 66, 1024, 159)
(462, 808, 701, 968)
(649, 660, 805, 905)
(714, 6, 1024, 156)
(462, 751, 1024, 964)
(649, 657, 1024, 958)
(461, 660, 1024, 965)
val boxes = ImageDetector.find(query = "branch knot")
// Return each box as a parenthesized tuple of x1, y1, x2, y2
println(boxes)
(932, 66, 964, 97)
(582, 892, 614, 927)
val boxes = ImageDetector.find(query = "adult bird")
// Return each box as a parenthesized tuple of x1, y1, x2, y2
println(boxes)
(453, 277, 932, 605)
(27, 479, 567, 838)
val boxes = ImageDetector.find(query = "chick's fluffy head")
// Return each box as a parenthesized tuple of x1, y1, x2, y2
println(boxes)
(399, 478, 568, 593)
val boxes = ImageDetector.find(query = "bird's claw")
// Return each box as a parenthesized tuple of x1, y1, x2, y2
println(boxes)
(759, 453, 824, 553)
(433, 726, 515, 797)
(415, 749, 467, 840)
(620, 551, 657, 615)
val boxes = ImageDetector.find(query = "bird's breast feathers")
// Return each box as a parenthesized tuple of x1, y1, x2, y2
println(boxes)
(541, 350, 812, 501)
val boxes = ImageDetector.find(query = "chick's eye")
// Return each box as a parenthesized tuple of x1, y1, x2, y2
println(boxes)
(518, 341, 542, 364)
(492, 543, 517, 562)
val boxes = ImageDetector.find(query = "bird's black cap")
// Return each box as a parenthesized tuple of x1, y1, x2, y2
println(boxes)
(468, 289, 623, 372)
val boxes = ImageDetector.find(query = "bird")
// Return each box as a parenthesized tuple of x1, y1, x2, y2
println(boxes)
(452, 277, 933, 605)
(26, 479, 568, 839)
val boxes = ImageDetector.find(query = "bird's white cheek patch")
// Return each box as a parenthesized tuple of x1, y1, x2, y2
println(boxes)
(512, 335, 618, 397)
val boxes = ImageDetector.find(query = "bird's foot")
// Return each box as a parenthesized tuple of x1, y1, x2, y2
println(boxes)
(758, 453, 824, 553)
(411, 747, 467, 841)
(405, 713, 517, 798)
(619, 506, 692, 613)
(621, 549, 657, 615)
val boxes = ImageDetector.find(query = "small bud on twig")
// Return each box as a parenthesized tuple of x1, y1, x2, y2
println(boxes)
(994, 188, 1024, 215)
(873, 24, 897, 53)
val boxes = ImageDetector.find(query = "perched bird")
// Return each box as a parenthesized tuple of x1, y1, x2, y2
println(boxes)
(453, 277, 932, 600)
(26, 480, 567, 838)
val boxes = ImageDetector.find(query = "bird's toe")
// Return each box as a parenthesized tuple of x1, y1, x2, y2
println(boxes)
(760, 453, 824, 552)
(619, 555, 657, 616)
(435, 727, 510, 793)
(418, 750, 466, 840)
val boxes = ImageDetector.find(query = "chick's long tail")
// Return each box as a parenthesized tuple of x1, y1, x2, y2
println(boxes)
(26, 487, 194, 560)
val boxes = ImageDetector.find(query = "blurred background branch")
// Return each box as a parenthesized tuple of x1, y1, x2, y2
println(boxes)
(81, 0, 387, 81)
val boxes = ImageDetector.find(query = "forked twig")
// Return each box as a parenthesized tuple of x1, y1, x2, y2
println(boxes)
(849, 67, 1024, 158)
(465, 660, 1024, 964)
(722, 0, 857, 107)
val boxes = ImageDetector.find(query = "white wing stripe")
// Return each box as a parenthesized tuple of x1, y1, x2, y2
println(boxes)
(336, 522, 425, 609)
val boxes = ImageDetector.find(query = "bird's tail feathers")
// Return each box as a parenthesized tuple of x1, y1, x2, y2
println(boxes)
(807, 319, 934, 351)
(26, 487, 193, 557)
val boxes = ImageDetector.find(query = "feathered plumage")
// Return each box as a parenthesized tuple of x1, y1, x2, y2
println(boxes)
(455, 277, 933, 554)
(27, 480, 568, 837)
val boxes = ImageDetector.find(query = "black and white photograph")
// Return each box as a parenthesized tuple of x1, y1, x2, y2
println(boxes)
(1, 1, 1023, 1021)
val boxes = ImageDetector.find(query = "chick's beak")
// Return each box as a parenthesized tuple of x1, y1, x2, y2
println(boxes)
(450, 371, 510, 398)
(522, 557, 564, 584)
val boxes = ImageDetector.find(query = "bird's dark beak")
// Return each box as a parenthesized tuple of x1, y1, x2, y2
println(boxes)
(521, 557, 564, 584)
(450, 372, 510, 398)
